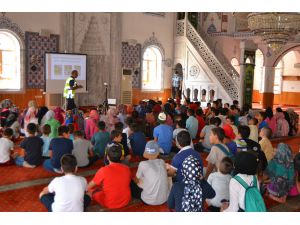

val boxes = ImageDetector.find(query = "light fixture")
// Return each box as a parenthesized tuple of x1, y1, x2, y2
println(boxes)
(247, 13, 300, 52)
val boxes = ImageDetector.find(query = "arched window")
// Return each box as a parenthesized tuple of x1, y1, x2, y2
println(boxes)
(142, 46, 162, 91)
(0, 30, 21, 91)
(253, 49, 264, 92)
(274, 60, 283, 94)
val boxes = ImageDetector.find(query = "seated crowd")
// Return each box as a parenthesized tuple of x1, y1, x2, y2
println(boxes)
(0, 97, 300, 212)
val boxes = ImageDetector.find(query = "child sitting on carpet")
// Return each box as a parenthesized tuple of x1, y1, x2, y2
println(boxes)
(87, 144, 131, 209)
(248, 118, 259, 142)
(167, 155, 215, 212)
(39, 154, 91, 212)
(128, 122, 147, 157)
(131, 141, 169, 205)
(41, 124, 52, 158)
(72, 130, 97, 168)
(0, 128, 15, 166)
(259, 127, 274, 162)
(104, 130, 131, 165)
(206, 157, 233, 212)
(43, 126, 73, 173)
(91, 121, 110, 158)
(15, 123, 43, 168)
(205, 127, 231, 180)
(115, 122, 129, 157)
(67, 123, 75, 141)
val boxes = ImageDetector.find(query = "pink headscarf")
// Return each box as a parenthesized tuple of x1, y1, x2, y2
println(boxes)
(54, 107, 64, 125)
(85, 110, 100, 140)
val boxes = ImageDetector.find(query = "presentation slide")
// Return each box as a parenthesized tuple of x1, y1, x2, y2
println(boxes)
(45, 53, 87, 94)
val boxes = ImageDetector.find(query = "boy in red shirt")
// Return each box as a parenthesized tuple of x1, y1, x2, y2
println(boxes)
(87, 144, 131, 209)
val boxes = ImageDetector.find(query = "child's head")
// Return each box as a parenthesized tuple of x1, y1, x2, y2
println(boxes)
(74, 130, 84, 139)
(125, 117, 133, 126)
(249, 118, 258, 125)
(257, 111, 266, 121)
(196, 108, 203, 116)
(176, 120, 186, 129)
(210, 127, 225, 144)
(58, 125, 70, 138)
(219, 157, 233, 175)
(98, 121, 106, 131)
(42, 124, 51, 136)
(110, 130, 122, 143)
(206, 103, 211, 108)
(107, 144, 122, 163)
(3, 127, 13, 138)
(61, 154, 77, 174)
(143, 140, 160, 160)
(226, 115, 235, 125)
(213, 117, 222, 127)
(224, 103, 230, 109)
(27, 123, 37, 135)
(114, 122, 124, 132)
(187, 108, 195, 117)
(237, 125, 250, 139)
(233, 100, 239, 107)
(67, 123, 74, 134)
(176, 130, 191, 148)
(129, 123, 139, 133)
(211, 107, 220, 116)
(259, 127, 272, 139)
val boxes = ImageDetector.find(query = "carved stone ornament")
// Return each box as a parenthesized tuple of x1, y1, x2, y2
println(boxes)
(0, 13, 25, 42)
(142, 32, 165, 57)
(189, 65, 200, 78)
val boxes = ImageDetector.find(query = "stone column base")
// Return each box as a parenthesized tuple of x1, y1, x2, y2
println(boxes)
(262, 92, 274, 109)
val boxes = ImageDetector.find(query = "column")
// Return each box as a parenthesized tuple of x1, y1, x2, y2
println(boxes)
(261, 66, 275, 109)
(238, 41, 246, 106)
(109, 12, 122, 104)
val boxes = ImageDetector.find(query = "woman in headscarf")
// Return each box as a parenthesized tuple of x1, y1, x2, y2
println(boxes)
(53, 107, 64, 125)
(85, 109, 100, 140)
(167, 155, 215, 212)
(274, 109, 289, 137)
(24, 100, 38, 136)
(264, 143, 296, 203)
(45, 110, 60, 138)
(265, 107, 276, 135)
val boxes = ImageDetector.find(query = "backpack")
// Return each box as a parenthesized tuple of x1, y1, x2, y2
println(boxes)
(234, 175, 267, 212)
(214, 144, 235, 161)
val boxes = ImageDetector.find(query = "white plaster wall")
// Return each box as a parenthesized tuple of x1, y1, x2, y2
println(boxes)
(282, 81, 300, 93)
(282, 51, 300, 76)
(5, 12, 61, 35)
(122, 12, 175, 89)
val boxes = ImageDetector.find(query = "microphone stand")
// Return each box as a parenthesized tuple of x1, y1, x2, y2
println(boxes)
(103, 84, 109, 115)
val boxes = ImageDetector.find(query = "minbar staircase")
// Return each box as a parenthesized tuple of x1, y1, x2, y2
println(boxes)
(176, 19, 240, 101)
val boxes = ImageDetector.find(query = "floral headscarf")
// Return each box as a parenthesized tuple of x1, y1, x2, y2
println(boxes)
(181, 155, 203, 212)
(273, 143, 294, 169)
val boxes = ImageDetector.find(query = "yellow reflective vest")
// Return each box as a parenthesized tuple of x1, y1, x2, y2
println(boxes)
(64, 77, 76, 99)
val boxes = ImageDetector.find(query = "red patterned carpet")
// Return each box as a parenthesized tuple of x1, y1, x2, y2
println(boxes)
(0, 140, 299, 212)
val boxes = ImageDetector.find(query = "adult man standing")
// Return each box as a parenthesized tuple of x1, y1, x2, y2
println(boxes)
(64, 70, 83, 110)
(171, 71, 183, 99)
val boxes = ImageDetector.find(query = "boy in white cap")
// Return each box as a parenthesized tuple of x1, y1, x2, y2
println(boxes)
(153, 112, 173, 155)
(131, 141, 169, 205)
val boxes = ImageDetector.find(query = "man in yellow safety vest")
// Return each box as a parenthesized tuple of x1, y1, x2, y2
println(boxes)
(64, 70, 83, 110)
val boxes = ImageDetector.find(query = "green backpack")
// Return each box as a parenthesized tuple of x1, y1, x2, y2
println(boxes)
(234, 175, 267, 212)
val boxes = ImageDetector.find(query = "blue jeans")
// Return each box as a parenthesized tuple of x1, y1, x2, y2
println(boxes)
(40, 193, 91, 212)
(43, 159, 59, 173)
(14, 156, 25, 166)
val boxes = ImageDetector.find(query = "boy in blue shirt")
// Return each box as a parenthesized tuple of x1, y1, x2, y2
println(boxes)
(153, 112, 173, 155)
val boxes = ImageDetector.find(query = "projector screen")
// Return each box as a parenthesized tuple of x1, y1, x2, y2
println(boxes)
(45, 53, 87, 94)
